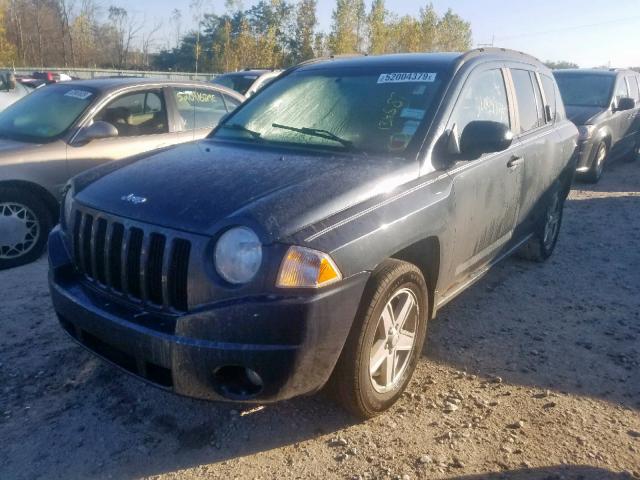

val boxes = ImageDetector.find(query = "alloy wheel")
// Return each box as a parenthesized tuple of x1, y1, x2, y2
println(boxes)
(369, 288, 419, 393)
(542, 192, 561, 250)
(0, 202, 41, 260)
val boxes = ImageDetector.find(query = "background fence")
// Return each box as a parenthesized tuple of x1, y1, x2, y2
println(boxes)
(3, 67, 216, 81)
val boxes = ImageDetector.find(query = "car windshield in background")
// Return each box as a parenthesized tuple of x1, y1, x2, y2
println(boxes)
(0, 85, 96, 143)
(213, 67, 448, 155)
(554, 73, 614, 108)
(211, 73, 259, 95)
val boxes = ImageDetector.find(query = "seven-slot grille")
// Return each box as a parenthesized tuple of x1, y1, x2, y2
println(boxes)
(71, 209, 191, 311)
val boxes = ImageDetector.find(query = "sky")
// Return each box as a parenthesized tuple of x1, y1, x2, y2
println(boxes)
(127, 0, 640, 68)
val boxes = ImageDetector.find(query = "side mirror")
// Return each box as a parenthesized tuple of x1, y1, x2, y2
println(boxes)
(74, 121, 119, 144)
(459, 121, 513, 159)
(616, 97, 635, 112)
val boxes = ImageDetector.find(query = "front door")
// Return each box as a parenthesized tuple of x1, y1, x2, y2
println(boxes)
(66, 89, 176, 177)
(446, 67, 523, 282)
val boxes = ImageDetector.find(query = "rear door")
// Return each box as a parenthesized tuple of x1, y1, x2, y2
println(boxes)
(66, 88, 176, 177)
(624, 75, 640, 152)
(170, 87, 236, 142)
(509, 68, 561, 233)
(445, 65, 524, 281)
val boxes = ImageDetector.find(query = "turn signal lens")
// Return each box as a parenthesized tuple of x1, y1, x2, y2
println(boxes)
(277, 246, 342, 288)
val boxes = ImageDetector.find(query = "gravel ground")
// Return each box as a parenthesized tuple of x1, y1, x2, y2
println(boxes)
(1, 160, 639, 480)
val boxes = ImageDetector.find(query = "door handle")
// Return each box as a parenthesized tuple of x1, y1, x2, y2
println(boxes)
(507, 156, 524, 168)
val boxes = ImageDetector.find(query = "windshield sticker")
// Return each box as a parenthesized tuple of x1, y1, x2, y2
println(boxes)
(402, 120, 420, 136)
(389, 133, 411, 152)
(64, 90, 93, 100)
(412, 85, 428, 95)
(378, 72, 437, 84)
(400, 108, 425, 121)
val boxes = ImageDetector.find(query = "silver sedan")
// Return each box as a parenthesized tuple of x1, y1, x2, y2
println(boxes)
(0, 77, 244, 269)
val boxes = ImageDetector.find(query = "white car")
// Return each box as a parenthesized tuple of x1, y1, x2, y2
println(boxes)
(211, 69, 282, 97)
(0, 72, 31, 112)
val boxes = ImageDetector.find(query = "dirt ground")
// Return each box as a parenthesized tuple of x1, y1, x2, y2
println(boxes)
(1, 160, 639, 480)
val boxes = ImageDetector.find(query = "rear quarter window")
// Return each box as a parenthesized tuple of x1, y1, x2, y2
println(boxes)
(541, 74, 557, 122)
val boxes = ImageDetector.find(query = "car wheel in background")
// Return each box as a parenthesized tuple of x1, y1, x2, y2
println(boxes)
(517, 184, 565, 263)
(0, 186, 52, 270)
(584, 141, 608, 183)
(330, 259, 428, 419)
(626, 136, 640, 162)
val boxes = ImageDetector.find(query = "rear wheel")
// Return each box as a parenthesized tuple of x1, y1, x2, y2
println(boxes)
(0, 187, 52, 270)
(627, 136, 640, 162)
(330, 259, 428, 419)
(583, 141, 608, 183)
(517, 185, 565, 262)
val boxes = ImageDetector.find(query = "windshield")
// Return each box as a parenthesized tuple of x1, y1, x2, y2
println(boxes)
(554, 73, 614, 108)
(0, 84, 97, 143)
(212, 66, 449, 156)
(211, 73, 259, 95)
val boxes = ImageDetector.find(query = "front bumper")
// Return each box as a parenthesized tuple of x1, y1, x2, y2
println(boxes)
(48, 226, 369, 403)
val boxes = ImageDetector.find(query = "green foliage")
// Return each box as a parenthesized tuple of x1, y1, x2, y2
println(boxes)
(545, 60, 580, 70)
(0, 0, 16, 65)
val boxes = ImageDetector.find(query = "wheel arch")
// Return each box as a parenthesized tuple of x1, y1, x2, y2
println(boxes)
(0, 180, 60, 224)
(389, 236, 441, 320)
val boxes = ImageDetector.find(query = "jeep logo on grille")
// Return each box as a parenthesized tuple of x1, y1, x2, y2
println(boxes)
(121, 193, 147, 205)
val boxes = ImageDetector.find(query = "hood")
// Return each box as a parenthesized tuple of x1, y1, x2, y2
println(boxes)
(0, 137, 31, 156)
(564, 105, 607, 126)
(75, 140, 418, 242)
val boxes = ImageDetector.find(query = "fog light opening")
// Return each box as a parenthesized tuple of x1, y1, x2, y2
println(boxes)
(212, 365, 264, 400)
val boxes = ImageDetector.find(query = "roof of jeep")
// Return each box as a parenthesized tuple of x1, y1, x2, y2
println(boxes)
(296, 48, 549, 73)
(40, 77, 244, 99)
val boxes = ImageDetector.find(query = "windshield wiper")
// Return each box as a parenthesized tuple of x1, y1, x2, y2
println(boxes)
(219, 123, 262, 138)
(271, 123, 355, 150)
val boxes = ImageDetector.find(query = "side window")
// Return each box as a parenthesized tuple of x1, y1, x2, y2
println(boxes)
(511, 69, 540, 134)
(541, 74, 557, 122)
(449, 69, 510, 137)
(223, 94, 241, 112)
(614, 78, 629, 105)
(95, 90, 168, 137)
(530, 73, 546, 127)
(173, 88, 228, 131)
(626, 76, 640, 102)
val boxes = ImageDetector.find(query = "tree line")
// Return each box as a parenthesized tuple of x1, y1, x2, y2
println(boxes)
(0, 0, 472, 72)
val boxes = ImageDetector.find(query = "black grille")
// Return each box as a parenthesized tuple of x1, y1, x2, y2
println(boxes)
(71, 210, 191, 311)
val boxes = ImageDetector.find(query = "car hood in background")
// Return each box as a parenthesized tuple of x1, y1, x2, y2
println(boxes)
(74, 140, 418, 242)
(564, 105, 607, 126)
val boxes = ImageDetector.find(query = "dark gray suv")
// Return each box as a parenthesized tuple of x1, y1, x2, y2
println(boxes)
(554, 69, 640, 182)
(49, 49, 577, 418)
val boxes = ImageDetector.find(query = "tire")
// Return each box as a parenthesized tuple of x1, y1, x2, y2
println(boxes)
(583, 140, 608, 183)
(330, 259, 429, 419)
(626, 136, 639, 163)
(517, 184, 565, 262)
(0, 186, 53, 270)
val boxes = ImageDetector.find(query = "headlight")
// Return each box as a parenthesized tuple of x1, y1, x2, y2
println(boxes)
(277, 246, 342, 289)
(62, 184, 74, 229)
(214, 227, 262, 284)
(577, 125, 596, 141)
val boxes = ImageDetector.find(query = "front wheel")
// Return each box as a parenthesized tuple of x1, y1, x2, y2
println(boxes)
(517, 185, 565, 262)
(583, 141, 608, 183)
(330, 259, 428, 419)
(0, 187, 52, 270)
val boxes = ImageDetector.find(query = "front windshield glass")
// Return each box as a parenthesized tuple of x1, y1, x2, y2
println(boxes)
(212, 66, 449, 156)
(554, 73, 614, 108)
(0, 84, 97, 143)
(211, 73, 259, 95)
